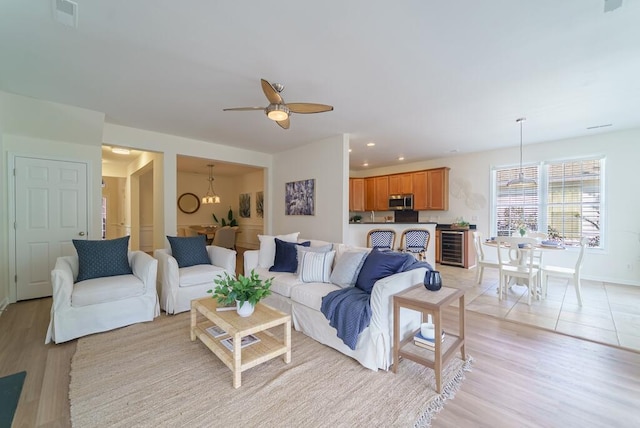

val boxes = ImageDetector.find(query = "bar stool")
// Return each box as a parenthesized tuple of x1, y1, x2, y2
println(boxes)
(366, 229, 396, 250)
(399, 228, 430, 260)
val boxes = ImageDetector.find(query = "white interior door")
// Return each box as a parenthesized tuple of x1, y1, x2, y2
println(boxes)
(15, 157, 88, 300)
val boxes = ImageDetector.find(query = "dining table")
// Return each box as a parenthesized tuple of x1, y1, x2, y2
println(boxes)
(189, 225, 218, 244)
(483, 238, 566, 291)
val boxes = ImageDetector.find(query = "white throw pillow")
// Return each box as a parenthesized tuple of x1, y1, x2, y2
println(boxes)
(258, 233, 300, 268)
(299, 250, 336, 283)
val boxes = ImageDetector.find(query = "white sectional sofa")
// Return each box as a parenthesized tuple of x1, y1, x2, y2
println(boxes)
(244, 233, 428, 371)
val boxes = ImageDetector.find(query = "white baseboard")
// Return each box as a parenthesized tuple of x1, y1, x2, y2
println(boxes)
(0, 297, 9, 313)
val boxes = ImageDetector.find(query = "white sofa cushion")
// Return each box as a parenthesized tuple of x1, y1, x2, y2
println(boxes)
(290, 281, 341, 311)
(253, 266, 302, 298)
(257, 233, 300, 268)
(71, 274, 145, 307)
(178, 264, 227, 288)
(299, 250, 335, 283)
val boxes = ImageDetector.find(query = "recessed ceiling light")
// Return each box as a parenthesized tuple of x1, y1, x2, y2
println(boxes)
(363, 162, 369, 167)
(366, 142, 375, 147)
(112, 147, 130, 155)
(398, 156, 405, 161)
(348, 148, 352, 153)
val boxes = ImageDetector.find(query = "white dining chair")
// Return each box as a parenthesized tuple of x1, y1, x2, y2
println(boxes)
(496, 236, 541, 305)
(541, 237, 589, 306)
(472, 232, 500, 284)
(525, 231, 547, 267)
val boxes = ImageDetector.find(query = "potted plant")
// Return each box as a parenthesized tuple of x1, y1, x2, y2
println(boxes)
(208, 270, 273, 317)
(351, 215, 363, 223)
(212, 207, 238, 227)
(451, 217, 470, 230)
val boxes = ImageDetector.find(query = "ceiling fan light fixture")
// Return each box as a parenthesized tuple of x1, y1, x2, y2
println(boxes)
(266, 104, 289, 121)
(507, 117, 537, 187)
(202, 164, 221, 204)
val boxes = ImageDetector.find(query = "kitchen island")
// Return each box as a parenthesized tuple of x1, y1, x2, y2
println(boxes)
(345, 222, 437, 268)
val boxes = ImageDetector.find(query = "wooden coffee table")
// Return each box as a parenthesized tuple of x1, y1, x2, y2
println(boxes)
(190, 297, 291, 388)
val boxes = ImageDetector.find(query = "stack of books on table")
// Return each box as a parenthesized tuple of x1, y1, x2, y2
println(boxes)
(413, 330, 445, 350)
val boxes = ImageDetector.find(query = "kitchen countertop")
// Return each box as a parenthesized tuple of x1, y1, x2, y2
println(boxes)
(349, 221, 438, 225)
(436, 224, 477, 230)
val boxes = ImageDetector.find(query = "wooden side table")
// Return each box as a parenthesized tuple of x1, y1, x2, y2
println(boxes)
(392, 285, 466, 393)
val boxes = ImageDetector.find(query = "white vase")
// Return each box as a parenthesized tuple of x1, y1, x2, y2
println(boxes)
(236, 300, 255, 317)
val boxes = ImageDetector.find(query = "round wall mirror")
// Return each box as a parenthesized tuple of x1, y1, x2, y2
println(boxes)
(178, 193, 200, 214)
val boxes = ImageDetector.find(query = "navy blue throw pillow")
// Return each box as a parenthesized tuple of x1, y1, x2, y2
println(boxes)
(73, 236, 133, 282)
(269, 238, 310, 273)
(167, 235, 211, 268)
(355, 249, 408, 293)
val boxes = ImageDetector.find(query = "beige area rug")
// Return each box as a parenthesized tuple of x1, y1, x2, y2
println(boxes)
(70, 313, 472, 428)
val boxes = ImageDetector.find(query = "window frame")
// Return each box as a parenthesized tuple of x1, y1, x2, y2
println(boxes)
(490, 155, 605, 249)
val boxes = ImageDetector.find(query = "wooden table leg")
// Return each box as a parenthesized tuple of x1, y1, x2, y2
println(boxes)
(434, 308, 442, 393)
(233, 332, 242, 388)
(284, 319, 291, 363)
(460, 294, 466, 360)
(190, 305, 197, 341)
(392, 298, 399, 373)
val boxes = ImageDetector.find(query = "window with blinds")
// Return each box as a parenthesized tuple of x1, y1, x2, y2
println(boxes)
(492, 158, 603, 248)
(545, 159, 601, 247)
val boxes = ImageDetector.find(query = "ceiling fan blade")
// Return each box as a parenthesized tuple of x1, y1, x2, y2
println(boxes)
(261, 79, 283, 104)
(286, 103, 334, 114)
(223, 107, 265, 111)
(276, 117, 290, 129)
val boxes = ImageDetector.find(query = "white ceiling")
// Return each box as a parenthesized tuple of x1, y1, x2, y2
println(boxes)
(2, 1, 640, 171)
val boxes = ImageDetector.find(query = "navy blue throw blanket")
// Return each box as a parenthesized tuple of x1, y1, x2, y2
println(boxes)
(321, 252, 432, 350)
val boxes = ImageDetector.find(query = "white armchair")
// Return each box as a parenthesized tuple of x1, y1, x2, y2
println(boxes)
(155, 245, 237, 314)
(45, 251, 159, 344)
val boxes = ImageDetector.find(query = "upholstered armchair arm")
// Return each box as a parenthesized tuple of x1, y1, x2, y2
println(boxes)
(154, 248, 180, 313)
(46, 256, 78, 343)
(243, 249, 259, 276)
(369, 268, 426, 339)
(50, 256, 77, 310)
(207, 245, 237, 273)
(130, 251, 158, 293)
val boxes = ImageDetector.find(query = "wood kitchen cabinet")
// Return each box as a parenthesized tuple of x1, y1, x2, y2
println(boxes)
(389, 173, 413, 194)
(349, 178, 365, 211)
(412, 167, 450, 211)
(427, 168, 449, 210)
(373, 176, 389, 211)
(364, 177, 375, 211)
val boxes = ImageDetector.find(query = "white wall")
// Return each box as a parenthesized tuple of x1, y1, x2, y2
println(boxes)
(272, 134, 349, 243)
(177, 171, 238, 226)
(102, 123, 273, 250)
(0, 92, 104, 304)
(353, 129, 640, 286)
(235, 169, 264, 249)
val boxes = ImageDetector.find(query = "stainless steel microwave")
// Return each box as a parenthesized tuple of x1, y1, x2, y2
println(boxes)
(388, 194, 414, 211)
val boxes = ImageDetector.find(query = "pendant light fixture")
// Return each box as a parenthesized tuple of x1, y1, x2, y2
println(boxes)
(202, 164, 221, 204)
(507, 117, 537, 187)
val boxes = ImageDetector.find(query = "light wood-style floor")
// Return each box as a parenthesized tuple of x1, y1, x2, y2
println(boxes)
(2, 296, 640, 427)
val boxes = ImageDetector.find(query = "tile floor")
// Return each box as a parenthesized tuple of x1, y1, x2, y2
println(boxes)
(437, 263, 640, 353)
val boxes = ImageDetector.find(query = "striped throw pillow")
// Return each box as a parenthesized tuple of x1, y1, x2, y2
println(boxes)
(299, 250, 336, 283)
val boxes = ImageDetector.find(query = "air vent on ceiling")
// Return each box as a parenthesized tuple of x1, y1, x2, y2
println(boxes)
(52, 0, 78, 28)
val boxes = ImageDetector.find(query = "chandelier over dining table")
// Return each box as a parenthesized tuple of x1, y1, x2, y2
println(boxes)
(202, 164, 221, 204)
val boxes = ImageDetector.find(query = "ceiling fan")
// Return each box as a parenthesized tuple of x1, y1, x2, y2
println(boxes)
(223, 79, 333, 129)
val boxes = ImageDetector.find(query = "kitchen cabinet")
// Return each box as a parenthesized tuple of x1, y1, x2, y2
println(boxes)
(389, 173, 413, 194)
(374, 176, 389, 211)
(427, 168, 449, 210)
(364, 177, 375, 211)
(412, 171, 428, 210)
(412, 167, 450, 211)
(349, 178, 365, 211)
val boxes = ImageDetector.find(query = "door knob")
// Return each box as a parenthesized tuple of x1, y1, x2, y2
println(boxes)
(78, 231, 85, 236)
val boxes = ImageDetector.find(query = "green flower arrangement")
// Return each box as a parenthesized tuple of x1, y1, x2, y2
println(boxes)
(208, 269, 273, 307)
